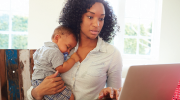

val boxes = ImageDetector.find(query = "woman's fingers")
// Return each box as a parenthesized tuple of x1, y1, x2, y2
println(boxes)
(98, 89, 105, 99)
(57, 86, 66, 93)
(56, 82, 65, 90)
(98, 87, 121, 100)
(111, 88, 120, 100)
(116, 88, 121, 99)
(38, 71, 66, 95)
(98, 87, 112, 99)
(46, 71, 59, 79)
(49, 77, 63, 83)
(116, 90, 120, 99)
(48, 81, 66, 94)
(51, 77, 64, 88)
(109, 87, 114, 98)
(113, 88, 120, 100)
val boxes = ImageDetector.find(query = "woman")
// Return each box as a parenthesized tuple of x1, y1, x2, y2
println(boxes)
(27, 0, 122, 100)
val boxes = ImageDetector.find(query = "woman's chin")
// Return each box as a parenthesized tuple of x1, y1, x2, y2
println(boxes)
(81, 33, 98, 40)
(89, 35, 98, 40)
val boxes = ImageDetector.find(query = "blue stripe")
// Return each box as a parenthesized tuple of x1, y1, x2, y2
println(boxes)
(5, 50, 18, 65)
(5, 50, 20, 100)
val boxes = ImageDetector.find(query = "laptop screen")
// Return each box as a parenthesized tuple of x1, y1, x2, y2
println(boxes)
(120, 63, 180, 100)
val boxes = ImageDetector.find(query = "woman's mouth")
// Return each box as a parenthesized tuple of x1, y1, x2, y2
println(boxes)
(90, 30, 99, 35)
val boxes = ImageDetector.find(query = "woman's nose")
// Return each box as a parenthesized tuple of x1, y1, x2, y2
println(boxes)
(93, 19, 99, 27)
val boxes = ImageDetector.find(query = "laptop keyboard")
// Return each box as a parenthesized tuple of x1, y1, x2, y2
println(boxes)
(172, 81, 180, 100)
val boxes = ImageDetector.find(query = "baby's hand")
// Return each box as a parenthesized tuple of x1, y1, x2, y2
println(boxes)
(71, 52, 80, 62)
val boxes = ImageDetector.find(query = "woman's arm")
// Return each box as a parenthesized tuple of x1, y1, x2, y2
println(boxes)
(98, 48, 123, 100)
(27, 71, 66, 100)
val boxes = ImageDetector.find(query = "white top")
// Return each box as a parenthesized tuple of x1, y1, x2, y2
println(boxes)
(27, 36, 123, 100)
(32, 42, 64, 80)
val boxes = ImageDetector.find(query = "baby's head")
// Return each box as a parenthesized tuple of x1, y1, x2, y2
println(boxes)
(52, 25, 77, 54)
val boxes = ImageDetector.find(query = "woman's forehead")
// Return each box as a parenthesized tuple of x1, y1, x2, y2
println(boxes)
(87, 2, 105, 15)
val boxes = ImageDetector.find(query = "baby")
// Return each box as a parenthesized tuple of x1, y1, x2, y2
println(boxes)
(32, 25, 79, 100)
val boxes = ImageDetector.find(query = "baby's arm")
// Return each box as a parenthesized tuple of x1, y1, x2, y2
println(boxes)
(55, 52, 80, 73)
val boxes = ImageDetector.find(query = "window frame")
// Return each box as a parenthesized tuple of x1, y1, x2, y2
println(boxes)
(108, 0, 162, 65)
(0, 0, 28, 49)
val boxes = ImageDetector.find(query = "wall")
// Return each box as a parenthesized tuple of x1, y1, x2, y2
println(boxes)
(157, 0, 180, 63)
(28, 0, 65, 49)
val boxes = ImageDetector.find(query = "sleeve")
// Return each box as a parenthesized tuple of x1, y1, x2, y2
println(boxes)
(49, 49, 64, 69)
(27, 86, 35, 100)
(27, 86, 44, 100)
(33, 49, 39, 60)
(106, 48, 123, 88)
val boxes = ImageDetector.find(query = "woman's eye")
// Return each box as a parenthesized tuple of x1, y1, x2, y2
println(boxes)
(87, 16, 93, 19)
(99, 18, 104, 21)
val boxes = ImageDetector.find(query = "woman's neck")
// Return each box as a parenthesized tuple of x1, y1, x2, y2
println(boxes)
(79, 35, 98, 48)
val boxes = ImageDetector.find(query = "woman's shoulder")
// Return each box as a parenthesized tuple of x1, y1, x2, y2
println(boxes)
(101, 41, 120, 54)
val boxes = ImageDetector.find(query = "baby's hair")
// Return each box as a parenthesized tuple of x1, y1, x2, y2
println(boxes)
(51, 25, 76, 41)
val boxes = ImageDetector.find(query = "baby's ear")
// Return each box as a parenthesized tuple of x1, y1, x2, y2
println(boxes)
(54, 34, 60, 40)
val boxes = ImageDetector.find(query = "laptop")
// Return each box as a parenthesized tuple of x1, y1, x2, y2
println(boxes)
(119, 63, 180, 100)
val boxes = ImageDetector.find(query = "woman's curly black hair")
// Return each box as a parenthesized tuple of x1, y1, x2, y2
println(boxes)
(59, 0, 120, 43)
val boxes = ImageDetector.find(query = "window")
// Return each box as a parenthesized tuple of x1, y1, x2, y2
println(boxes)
(0, 0, 29, 49)
(107, 0, 162, 65)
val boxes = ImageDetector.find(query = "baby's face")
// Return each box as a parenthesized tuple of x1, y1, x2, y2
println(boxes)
(57, 33, 77, 54)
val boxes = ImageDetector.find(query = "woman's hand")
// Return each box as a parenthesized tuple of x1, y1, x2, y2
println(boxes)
(98, 87, 122, 100)
(31, 71, 66, 100)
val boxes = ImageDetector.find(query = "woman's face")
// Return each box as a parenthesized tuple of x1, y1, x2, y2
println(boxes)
(80, 2, 105, 40)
